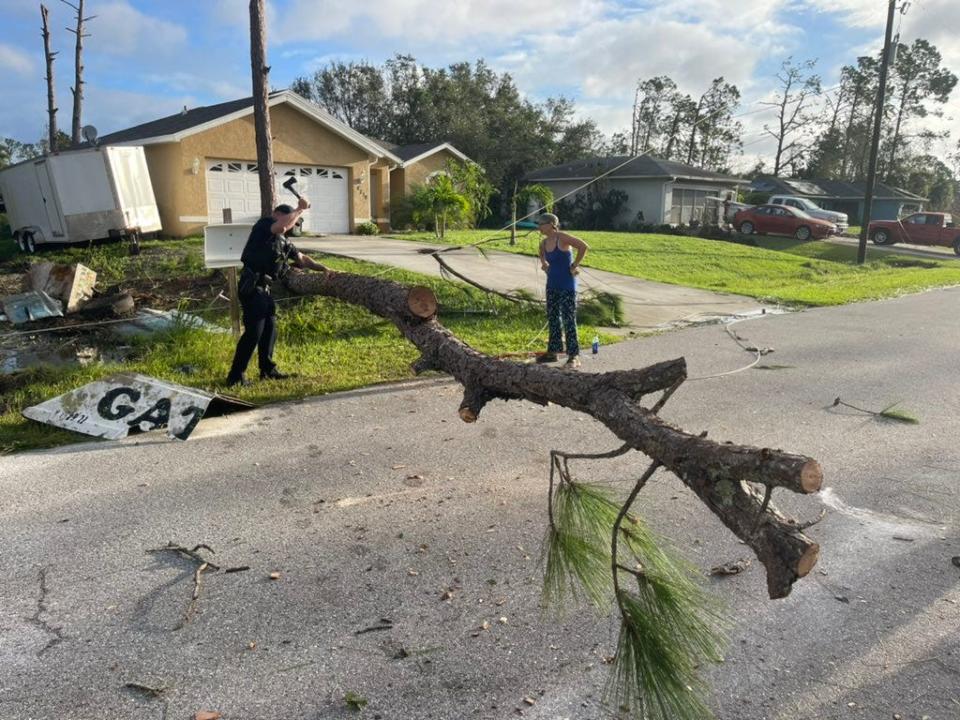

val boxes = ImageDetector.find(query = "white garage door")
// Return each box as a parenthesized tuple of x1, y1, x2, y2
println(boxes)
(205, 159, 349, 233)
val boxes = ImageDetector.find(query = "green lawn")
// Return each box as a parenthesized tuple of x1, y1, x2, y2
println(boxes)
(0, 238, 616, 453)
(391, 229, 960, 307)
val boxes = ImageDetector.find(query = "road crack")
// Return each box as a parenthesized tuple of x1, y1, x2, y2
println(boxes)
(26, 567, 64, 656)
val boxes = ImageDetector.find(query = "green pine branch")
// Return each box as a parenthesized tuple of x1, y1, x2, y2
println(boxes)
(832, 397, 919, 424)
(542, 481, 728, 719)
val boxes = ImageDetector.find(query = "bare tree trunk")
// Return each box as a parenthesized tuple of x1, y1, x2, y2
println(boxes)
(663, 109, 682, 160)
(630, 84, 641, 156)
(249, 0, 275, 216)
(41, 4, 58, 151)
(841, 84, 864, 180)
(62, 0, 91, 146)
(686, 96, 704, 165)
(772, 90, 789, 176)
(886, 79, 911, 180)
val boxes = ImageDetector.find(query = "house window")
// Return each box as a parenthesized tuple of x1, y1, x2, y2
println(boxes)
(227, 162, 242, 173)
(246, 163, 258, 172)
(316, 169, 329, 178)
(299, 167, 312, 176)
(331, 171, 343, 179)
(669, 188, 709, 224)
(283, 168, 296, 176)
(208, 163, 224, 172)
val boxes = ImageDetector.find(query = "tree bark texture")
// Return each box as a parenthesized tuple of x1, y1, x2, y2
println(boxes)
(41, 4, 58, 151)
(249, 0, 276, 216)
(64, 0, 87, 146)
(284, 270, 823, 599)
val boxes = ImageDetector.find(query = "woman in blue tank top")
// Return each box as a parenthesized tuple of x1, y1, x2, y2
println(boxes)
(536, 213, 589, 368)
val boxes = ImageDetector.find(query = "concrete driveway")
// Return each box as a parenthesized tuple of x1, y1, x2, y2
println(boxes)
(296, 236, 767, 329)
(1, 286, 958, 719)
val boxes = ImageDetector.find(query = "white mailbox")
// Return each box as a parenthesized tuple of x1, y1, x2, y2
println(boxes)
(203, 223, 253, 269)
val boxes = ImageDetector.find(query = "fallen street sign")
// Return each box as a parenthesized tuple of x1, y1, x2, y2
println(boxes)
(22, 373, 253, 441)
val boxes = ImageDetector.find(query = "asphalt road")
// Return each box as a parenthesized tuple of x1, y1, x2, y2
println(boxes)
(1, 287, 958, 720)
(297, 236, 766, 329)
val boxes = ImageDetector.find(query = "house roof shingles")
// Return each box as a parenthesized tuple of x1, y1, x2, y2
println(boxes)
(98, 94, 278, 145)
(751, 175, 928, 202)
(523, 155, 748, 184)
(98, 94, 464, 169)
(370, 141, 439, 162)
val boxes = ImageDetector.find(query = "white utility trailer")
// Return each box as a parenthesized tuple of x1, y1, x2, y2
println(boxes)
(0, 145, 161, 253)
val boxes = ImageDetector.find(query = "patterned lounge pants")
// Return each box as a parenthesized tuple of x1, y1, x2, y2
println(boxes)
(546, 288, 579, 357)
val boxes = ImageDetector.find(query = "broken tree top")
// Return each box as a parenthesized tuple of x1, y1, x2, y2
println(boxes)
(283, 270, 822, 600)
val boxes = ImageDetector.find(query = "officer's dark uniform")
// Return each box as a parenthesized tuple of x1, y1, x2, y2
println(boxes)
(226, 216, 298, 385)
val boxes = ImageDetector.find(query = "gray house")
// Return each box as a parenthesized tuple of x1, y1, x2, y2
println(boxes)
(750, 176, 927, 223)
(523, 155, 748, 226)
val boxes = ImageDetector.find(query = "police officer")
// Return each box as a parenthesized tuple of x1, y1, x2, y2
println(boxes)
(225, 196, 328, 387)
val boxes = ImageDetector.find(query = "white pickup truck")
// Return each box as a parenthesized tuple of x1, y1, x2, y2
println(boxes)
(769, 195, 848, 232)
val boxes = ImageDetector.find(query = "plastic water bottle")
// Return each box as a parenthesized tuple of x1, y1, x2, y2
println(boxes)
(592, 335, 600, 355)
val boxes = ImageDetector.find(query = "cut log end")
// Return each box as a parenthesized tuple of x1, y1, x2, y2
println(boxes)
(459, 407, 478, 423)
(800, 460, 823, 494)
(795, 543, 820, 578)
(407, 286, 438, 319)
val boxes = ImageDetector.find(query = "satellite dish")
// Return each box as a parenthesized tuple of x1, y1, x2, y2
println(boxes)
(81, 125, 99, 145)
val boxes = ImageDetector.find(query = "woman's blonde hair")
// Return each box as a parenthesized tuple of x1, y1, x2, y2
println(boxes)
(536, 212, 559, 228)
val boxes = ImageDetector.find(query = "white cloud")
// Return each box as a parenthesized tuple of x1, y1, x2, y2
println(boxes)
(801, 0, 883, 28)
(92, 2, 188, 57)
(274, 0, 607, 43)
(83, 85, 197, 136)
(0, 43, 34, 76)
(141, 73, 248, 101)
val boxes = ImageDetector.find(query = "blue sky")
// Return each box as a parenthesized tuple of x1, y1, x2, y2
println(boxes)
(1, 0, 956, 172)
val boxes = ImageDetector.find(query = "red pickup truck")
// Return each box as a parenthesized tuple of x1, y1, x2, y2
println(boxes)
(869, 212, 960, 255)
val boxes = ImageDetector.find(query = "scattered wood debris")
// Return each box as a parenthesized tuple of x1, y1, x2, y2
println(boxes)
(356, 618, 393, 635)
(146, 542, 220, 629)
(709, 558, 752, 576)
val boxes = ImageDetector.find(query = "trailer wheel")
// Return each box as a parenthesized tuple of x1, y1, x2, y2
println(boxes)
(13, 232, 25, 253)
(22, 231, 37, 254)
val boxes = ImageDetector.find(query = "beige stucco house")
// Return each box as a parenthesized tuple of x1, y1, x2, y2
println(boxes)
(371, 140, 470, 217)
(98, 90, 471, 237)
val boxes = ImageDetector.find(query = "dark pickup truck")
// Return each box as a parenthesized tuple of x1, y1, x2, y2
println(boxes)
(869, 212, 960, 255)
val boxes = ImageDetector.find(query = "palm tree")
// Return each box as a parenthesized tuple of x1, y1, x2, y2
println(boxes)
(411, 174, 470, 239)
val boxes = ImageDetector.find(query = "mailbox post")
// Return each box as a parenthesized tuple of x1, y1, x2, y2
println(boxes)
(203, 216, 252, 338)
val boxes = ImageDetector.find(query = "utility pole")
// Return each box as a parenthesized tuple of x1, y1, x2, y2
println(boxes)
(857, 0, 897, 265)
(250, 0, 276, 216)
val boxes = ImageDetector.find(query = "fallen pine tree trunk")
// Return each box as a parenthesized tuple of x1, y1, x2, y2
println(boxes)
(285, 268, 821, 600)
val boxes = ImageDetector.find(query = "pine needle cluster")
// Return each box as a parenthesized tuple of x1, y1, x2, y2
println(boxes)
(542, 481, 727, 720)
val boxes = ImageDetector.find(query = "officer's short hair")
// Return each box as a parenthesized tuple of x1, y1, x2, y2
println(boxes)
(274, 204, 295, 215)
